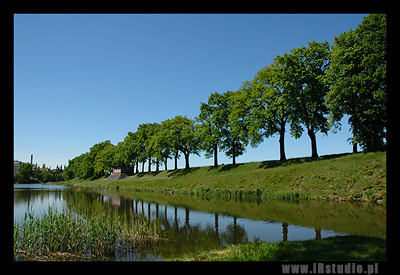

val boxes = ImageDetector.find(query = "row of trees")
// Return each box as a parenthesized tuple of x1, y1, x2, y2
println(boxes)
(64, 116, 201, 179)
(14, 163, 64, 183)
(65, 14, 386, 180)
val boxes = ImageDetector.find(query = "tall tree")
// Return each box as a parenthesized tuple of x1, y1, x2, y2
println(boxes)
(326, 14, 386, 152)
(226, 90, 249, 164)
(276, 41, 330, 158)
(159, 119, 180, 170)
(148, 128, 173, 171)
(196, 92, 229, 167)
(135, 123, 159, 172)
(76, 152, 93, 179)
(145, 122, 174, 172)
(243, 60, 292, 161)
(116, 131, 140, 172)
(143, 122, 161, 172)
(162, 115, 200, 169)
(89, 140, 113, 178)
(94, 144, 117, 176)
(64, 159, 75, 180)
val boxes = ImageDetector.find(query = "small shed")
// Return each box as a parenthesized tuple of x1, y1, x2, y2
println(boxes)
(112, 166, 134, 176)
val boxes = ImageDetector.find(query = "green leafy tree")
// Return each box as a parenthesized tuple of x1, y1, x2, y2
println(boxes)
(114, 141, 127, 166)
(135, 124, 149, 172)
(162, 115, 200, 169)
(276, 41, 330, 158)
(77, 152, 93, 179)
(52, 170, 64, 182)
(148, 122, 174, 171)
(117, 131, 140, 172)
(196, 92, 231, 166)
(94, 144, 117, 176)
(89, 140, 113, 178)
(144, 122, 161, 171)
(326, 14, 386, 152)
(14, 163, 34, 183)
(89, 140, 112, 160)
(33, 164, 43, 182)
(159, 119, 181, 170)
(64, 159, 75, 180)
(197, 91, 248, 166)
(65, 140, 121, 179)
(243, 60, 292, 161)
(226, 90, 249, 164)
(42, 169, 54, 182)
(135, 123, 159, 172)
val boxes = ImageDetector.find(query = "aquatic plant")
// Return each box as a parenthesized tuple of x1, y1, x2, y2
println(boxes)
(14, 206, 161, 261)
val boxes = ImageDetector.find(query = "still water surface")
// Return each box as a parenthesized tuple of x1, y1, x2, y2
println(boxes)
(14, 184, 386, 261)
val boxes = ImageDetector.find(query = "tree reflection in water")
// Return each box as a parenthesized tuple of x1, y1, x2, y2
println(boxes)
(14, 185, 386, 261)
(61, 189, 385, 260)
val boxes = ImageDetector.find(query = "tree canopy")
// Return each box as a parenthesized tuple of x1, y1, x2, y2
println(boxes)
(58, 14, 386, 181)
(276, 40, 330, 158)
(161, 115, 200, 169)
(239, 60, 292, 161)
(325, 14, 386, 152)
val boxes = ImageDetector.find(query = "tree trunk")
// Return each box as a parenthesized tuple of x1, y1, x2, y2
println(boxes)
(174, 150, 179, 170)
(164, 157, 168, 171)
(156, 161, 159, 172)
(184, 152, 190, 169)
(279, 127, 287, 161)
(142, 161, 145, 172)
(352, 131, 358, 153)
(307, 128, 318, 158)
(232, 139, 236, 165)
(213, 143, 218, 167)
(148, 156, 151, 172)
(135, 160, 139, 174)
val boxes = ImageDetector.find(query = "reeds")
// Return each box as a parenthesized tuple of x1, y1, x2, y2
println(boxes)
(14, 206, 161, 261)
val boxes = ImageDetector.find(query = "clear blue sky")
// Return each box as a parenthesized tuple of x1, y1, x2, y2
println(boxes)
(14, 14, 369, 170)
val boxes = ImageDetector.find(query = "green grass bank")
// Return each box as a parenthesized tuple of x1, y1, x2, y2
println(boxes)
(60, 151, 386, 202)
(169, 235, 386, 261)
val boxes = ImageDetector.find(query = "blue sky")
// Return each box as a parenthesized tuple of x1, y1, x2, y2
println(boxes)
(14, 14, 369, 170)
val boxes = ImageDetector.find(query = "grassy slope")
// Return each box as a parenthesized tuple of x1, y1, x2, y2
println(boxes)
(63, 151, 386, 202)
(170, 235, 386, 261)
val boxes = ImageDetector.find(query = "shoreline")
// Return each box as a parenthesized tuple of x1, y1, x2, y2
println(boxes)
(168, 235, 386, 261)
(55, 151, 386, 203)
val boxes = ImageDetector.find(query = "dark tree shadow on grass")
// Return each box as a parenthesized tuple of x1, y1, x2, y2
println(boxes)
(258, 152, 354, 170)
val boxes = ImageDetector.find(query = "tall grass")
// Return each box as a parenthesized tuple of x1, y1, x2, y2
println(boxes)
(14, 206, 161, 261)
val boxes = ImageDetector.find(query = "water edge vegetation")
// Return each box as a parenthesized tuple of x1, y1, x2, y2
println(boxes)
(58, 151, 386, 203)
(14, 206, 163, 261)
(14, 14, 387, 261)
(15, 150, 386, 261)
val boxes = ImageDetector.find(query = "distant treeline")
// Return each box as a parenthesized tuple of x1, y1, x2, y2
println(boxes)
(63, 14, 386, 181)
(14, 163, 64, 183)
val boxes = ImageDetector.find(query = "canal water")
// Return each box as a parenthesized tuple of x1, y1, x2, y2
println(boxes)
(14, 184, 386, 261)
